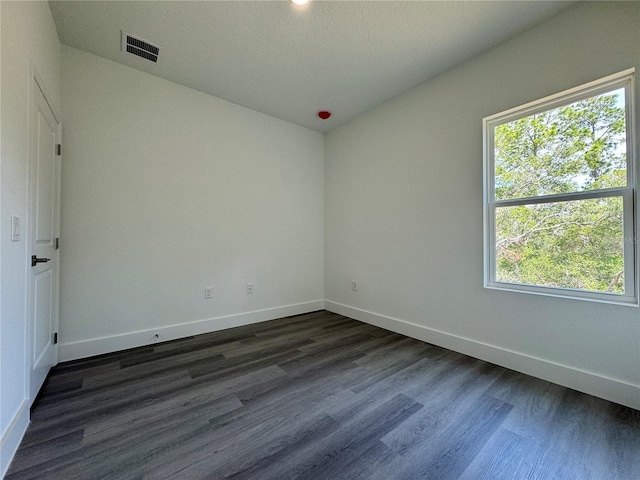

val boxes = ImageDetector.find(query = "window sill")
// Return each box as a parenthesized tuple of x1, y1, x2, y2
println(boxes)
(485, 281, 638, 307)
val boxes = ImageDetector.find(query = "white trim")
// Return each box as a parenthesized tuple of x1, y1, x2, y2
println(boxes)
(0, 400, 29, 479)
(492, 187, 629, 208)
(30, 64, 60, 124)
(58, 300, 325, 362)
(325, 300, 640, 410)
(484, 281, 637, 307)
(483, 68, 635, 124)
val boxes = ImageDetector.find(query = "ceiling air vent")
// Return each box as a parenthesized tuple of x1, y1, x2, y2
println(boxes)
(121, 31, 161, 63)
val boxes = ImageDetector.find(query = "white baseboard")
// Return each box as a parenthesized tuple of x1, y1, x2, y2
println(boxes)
(325, 300, 640, 410)
(59, 300, 325, 362)
(1, 400, 29, 479)
(56, 298, 640, 409)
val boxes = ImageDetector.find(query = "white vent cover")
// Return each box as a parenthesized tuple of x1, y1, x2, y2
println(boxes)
(121, 31, 161, 63)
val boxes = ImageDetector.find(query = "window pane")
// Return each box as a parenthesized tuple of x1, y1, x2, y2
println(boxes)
(495, 197, 624, 293)
(495, 88, 627, 200)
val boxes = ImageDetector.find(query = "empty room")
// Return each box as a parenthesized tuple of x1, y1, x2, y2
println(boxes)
(1, 1, 639, 478)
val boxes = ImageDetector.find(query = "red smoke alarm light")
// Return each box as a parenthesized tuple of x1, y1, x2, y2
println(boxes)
(318, 111, 331, 120)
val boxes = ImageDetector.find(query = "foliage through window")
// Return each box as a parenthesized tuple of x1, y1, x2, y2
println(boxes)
(484, 70, 636, 304)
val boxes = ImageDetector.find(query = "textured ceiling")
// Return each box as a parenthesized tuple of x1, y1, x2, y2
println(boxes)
(49, 1, 576, 132)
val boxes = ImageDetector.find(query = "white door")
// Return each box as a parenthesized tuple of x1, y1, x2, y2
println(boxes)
(28, 74, 61, 404)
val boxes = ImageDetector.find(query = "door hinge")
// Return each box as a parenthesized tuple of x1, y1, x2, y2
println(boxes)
(55, 238, 60, 250)
(53, 332, 58, 344)
(57, 144, 61, 156)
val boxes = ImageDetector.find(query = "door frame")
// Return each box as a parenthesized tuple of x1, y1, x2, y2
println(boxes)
(26, 65, 62, 405)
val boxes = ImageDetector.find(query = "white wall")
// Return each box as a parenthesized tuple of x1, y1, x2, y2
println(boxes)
(59, 47, 324, 360)
(325, 1, 640, 409)
(0, 1, 62, 476)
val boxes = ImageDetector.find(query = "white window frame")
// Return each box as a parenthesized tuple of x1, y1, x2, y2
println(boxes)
(483, 69, 637, 306)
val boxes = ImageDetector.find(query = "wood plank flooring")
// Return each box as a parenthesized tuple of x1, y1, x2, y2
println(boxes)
(6, 310, 640, 479)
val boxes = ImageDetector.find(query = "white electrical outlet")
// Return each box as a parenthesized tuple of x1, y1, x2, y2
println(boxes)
(11, 216, 20, 242)
(351, 280, 358, 291)
(246, 283, 254, 294)
(204, 287, 213, 299)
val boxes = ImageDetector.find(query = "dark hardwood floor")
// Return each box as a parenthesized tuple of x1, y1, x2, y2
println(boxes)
(6, 310, 640, 479)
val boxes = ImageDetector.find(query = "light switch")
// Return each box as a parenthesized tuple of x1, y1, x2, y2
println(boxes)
(11, 216, 20, 242)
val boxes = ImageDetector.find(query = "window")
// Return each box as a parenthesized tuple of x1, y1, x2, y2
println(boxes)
(483, 70, 637, 305)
